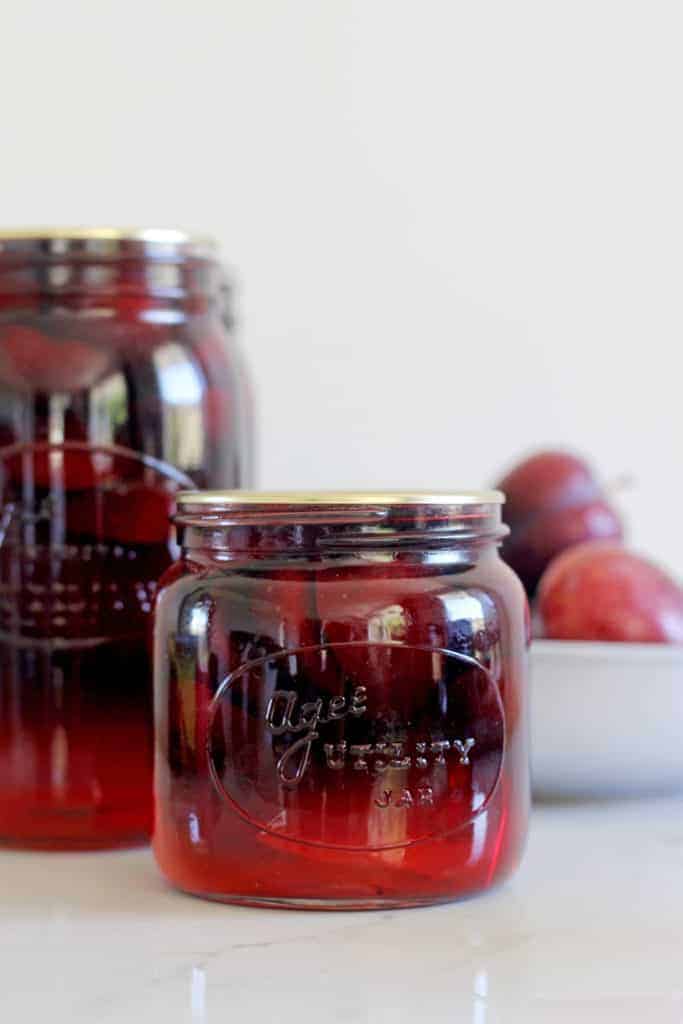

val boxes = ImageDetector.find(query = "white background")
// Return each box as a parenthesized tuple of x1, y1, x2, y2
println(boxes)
(3, 0, 682, 575)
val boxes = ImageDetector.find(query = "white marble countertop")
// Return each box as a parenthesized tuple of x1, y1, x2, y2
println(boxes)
(2, 796, 682, 1023)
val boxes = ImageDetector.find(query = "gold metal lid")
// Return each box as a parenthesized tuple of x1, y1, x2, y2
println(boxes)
(176, 490, 504, 507)
(0, 227, 217, 260)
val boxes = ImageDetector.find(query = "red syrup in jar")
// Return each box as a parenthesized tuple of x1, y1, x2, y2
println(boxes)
(0, 446, 182, 848)
(153, 493, 530, 908)
(0, 230, 253, 848)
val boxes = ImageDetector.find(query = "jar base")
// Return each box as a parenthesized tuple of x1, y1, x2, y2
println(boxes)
(174, 886, 483, 912)
(0, 832, 150, 852)
(0, 797, 152, 851)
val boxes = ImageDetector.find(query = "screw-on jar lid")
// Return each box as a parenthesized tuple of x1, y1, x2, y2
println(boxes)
(175, 491, 506, 537)
(176, 489, 504, 508)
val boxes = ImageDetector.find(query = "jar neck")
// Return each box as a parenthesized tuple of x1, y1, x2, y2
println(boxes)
(0, 252, 226, 318)
(177, 520, 506, 566)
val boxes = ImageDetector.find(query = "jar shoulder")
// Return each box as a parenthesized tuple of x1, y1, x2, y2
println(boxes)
(155, 553, 527, 626)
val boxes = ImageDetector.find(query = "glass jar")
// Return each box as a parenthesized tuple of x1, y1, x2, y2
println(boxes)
(153, 491, 529, 909)
(0, 228, 253, 849)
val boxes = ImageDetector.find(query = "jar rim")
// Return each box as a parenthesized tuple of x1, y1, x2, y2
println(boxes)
(176, 489, 505, 509)
(0, 227, 217, 261)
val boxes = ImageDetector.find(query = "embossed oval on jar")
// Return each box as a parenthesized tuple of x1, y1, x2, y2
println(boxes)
(208, 641, 505, 851)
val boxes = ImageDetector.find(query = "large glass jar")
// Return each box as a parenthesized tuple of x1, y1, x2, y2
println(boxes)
(0, 228, 253, 849)
(153, 491, 529, 909)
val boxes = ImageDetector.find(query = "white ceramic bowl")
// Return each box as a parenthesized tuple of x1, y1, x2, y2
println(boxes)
(530, 640, 683, 798)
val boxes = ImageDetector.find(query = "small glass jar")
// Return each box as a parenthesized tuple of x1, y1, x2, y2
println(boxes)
(153, 491, 529, 909)
(0, 229, 253, 849)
